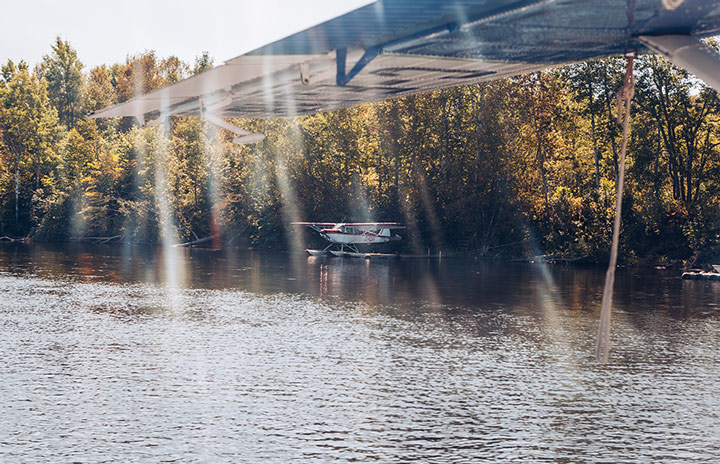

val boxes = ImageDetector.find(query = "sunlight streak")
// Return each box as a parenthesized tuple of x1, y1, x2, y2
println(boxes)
(273, 123, 306, 255)
(349, 173, 375, 223)
(203, 123, 224, 250)
(416, 170, 445, 252)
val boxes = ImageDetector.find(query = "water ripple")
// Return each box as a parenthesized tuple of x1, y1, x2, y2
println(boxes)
(1, 246, 720, 462)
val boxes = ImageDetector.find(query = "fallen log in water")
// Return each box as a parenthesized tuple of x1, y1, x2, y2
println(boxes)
(0, 236, 25, 242)
(513, 254, 592, 264)
(70, 235, 122, 244)
(173, 235, 220, 248)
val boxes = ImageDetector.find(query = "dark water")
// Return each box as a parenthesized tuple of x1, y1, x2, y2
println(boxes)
(1, 243, 719, 463)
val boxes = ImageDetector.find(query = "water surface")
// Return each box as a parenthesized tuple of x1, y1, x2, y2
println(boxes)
(1, 243, 719, 462)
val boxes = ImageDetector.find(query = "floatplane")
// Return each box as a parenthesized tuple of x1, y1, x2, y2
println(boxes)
(291, 222, 405, 257)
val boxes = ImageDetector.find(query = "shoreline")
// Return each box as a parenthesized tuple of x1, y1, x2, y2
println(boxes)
(1, 239, 703, 271)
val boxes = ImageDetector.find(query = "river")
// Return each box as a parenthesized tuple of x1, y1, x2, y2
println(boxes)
(1, 243, 719, 463)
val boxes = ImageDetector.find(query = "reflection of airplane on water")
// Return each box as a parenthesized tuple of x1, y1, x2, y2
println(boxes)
(291, 222, 405, 255)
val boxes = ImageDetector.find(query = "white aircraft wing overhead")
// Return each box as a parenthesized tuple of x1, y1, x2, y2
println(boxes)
(92, 0, 720, 124)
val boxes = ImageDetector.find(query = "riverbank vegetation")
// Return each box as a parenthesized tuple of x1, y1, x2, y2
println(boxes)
(2, 38, 720, 264)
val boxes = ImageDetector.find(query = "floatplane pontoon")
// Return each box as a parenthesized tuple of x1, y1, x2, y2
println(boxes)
(291, 222, 405, 257)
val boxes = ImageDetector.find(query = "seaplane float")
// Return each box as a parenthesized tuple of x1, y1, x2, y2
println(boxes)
(291, 222, 406, 258)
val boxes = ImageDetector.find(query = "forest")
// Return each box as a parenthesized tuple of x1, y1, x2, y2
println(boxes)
(2, 37, 720, 265)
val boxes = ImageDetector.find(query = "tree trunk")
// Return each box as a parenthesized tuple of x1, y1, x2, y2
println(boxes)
(654, 122, 661, 194)
(591, 111, 600, 190)
(538, 140, 549, 213)
(14, 151, 20, 229)
(601, 75, 620, 181)
(394, 151, 399, 201)
(531, 97, 549, 214)
(377, 151, 382, 203)
(35, 151, 40, 190)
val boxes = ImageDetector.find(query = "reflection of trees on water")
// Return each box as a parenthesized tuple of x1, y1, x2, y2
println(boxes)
(3, 244, 720, 356)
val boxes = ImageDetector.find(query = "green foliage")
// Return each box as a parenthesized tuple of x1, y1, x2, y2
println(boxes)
(5, 38, 720, 264)
(0, 60, 62, 236)
(192, 52, 214, 75)
(85, 65, 115, 114)
(39, 37, 85, 128)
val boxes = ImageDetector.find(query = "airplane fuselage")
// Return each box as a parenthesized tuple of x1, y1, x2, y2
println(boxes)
(292, 222, 405, 249)
(319, 228, 394, 245)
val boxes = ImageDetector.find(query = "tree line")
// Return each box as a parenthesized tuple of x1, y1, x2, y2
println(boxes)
(1, 37, 720, 264)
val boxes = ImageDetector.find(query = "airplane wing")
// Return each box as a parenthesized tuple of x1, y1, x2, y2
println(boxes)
(91, 0, 720, 130)
(344, 223, 406, 230)
(290, 222, 406, 229)
(290, 222, 338, 227)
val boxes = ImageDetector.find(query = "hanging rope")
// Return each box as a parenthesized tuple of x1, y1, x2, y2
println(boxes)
(597, 53, 635, 364)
